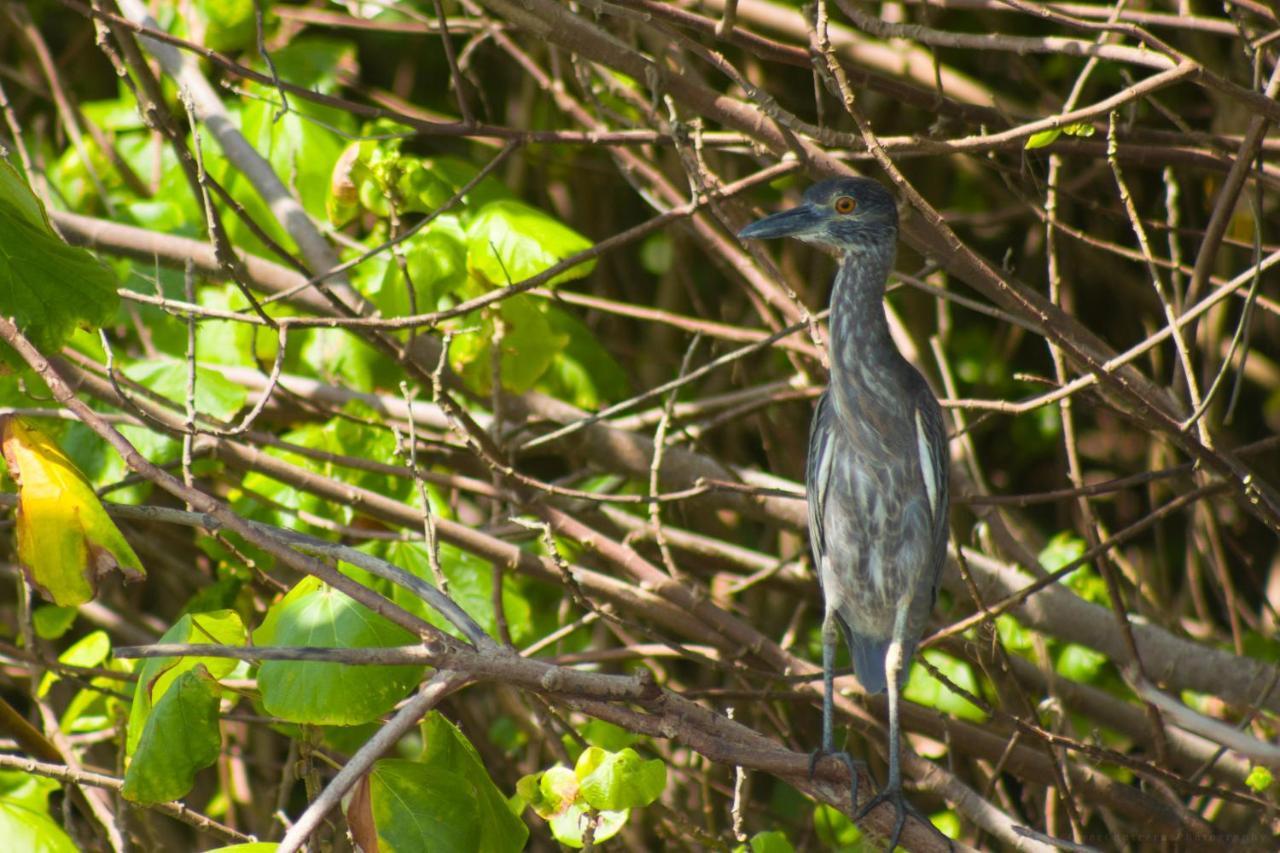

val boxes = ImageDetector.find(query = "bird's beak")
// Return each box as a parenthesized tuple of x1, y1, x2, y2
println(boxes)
(737, 204, 824, 241)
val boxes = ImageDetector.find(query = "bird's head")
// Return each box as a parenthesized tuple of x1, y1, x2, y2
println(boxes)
(737, 177, 898, 253)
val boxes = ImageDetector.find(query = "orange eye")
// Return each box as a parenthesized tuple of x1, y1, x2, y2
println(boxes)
(834, 196, 857, 214)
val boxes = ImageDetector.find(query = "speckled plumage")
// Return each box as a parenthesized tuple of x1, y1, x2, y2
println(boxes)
(740, 177, 950, 848)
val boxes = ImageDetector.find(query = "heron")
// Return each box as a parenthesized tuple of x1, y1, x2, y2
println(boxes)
(739, 177, 950, 849)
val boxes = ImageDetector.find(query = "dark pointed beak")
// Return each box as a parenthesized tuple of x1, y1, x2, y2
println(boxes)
(737, 204, 824, 241)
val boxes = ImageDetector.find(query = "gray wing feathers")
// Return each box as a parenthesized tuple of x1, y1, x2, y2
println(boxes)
(805, 390, 834, 577)
(912, 385, 951, 595)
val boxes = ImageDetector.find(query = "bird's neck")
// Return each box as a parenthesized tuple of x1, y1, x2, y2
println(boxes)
(826, 242, 900, 386)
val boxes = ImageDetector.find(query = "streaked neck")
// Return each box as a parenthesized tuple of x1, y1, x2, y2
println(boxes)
(827, 240, 898, 383)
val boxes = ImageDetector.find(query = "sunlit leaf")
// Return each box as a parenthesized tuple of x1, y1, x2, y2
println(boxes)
(735, 830, 796, 853)
(383, 540, 536, 645)
(0, 771, 77, 853)
(574, 746, 667, 811)
(253, 575, 421, 725)
(32, 605, 77, 640)
(904, 650, 987, 723)
(466, 200, 595, 287)
(38, 629, 111, 697)
(1246, 765, 1273, 792)
(1024, 128, 1062, 149)
(122, 359, 249, 423)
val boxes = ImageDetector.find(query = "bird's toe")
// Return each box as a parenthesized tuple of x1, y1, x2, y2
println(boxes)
(808, 748, 865, 814)
(852, 782, 945, 851)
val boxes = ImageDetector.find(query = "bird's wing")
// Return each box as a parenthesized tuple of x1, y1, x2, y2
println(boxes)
(911, 385, 951, 588)
(805, 390, 834, 577)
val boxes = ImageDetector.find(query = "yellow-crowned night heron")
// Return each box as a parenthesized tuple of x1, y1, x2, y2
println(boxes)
(740, 177, 949, 849)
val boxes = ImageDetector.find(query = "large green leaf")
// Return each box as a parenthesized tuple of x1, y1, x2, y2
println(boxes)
(466, 200, 595, 288)
(0, 157, 118, 367)
(122, 666, 223, 804)
(253, 575, 422, 725)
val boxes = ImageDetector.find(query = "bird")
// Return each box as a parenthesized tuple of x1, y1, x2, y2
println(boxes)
(739, 176, 950, 850)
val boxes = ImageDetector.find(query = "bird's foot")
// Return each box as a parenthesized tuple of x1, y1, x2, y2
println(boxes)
(852, 782, 948, 852)
(808, 748, 865, 815)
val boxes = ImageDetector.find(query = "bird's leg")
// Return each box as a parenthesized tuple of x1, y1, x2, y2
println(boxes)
(853, 602, 920, 851)
(809, 609, 862, 813)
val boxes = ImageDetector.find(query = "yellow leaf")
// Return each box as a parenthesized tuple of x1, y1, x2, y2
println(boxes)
(1, 417, 145, 605)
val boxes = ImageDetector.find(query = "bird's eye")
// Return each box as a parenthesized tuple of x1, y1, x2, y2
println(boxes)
(834, 196, 857, 214)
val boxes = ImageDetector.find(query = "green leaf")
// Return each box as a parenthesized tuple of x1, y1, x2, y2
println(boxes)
(537, 305, 630, 408)
(466, 200, 595, 288)
(1061, 121, 1096, 137)
(904, 650, 987, 723)
(253, 576, 422, 725)
(195, 0, 257, 51)
(122, 359, 249, 423)
(1024, 128, 1062, 149)
(38, 629, 111, 697)
(413, 712, 529, 853)
(581, 719, 641, 752)
(354, 761, 480, 852)
(195, 284, 284, 368)
(517, 765, 628, 850)
(366, 222, 468, 317)
(383, 540, 536, 646)
(1042, 532, 1110, 606)
(126, 610, 247, 755)
(1055, 643, 1108, 683)
(735, 830, 796, 853)
(32, 605, 77, 640)
(239, 414, 407, 531)
(0, 157, 119, 366)
(1, 417, 145, 606)
(1246, 765, 1273, 792)
(0, 771, 77, 853)
(549, 803, 627, 849)
(122, 666, 222, 803)
(812, 803, 866, 851)
(448, 295, 569, 395)
(574, 746, 667, 811)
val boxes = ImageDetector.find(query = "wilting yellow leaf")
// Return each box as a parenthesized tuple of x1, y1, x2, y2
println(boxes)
(1, 417, 144, 605)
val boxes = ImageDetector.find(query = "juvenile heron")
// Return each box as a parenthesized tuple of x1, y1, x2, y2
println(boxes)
(740, 177, 949, 848)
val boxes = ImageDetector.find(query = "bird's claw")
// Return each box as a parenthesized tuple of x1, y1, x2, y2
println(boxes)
(851, 783, 937, 852)
(808, 748, 864, 815)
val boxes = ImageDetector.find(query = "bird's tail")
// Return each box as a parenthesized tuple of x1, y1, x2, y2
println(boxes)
(835, 615, 911, 695)
(850, 634, 890, 694)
